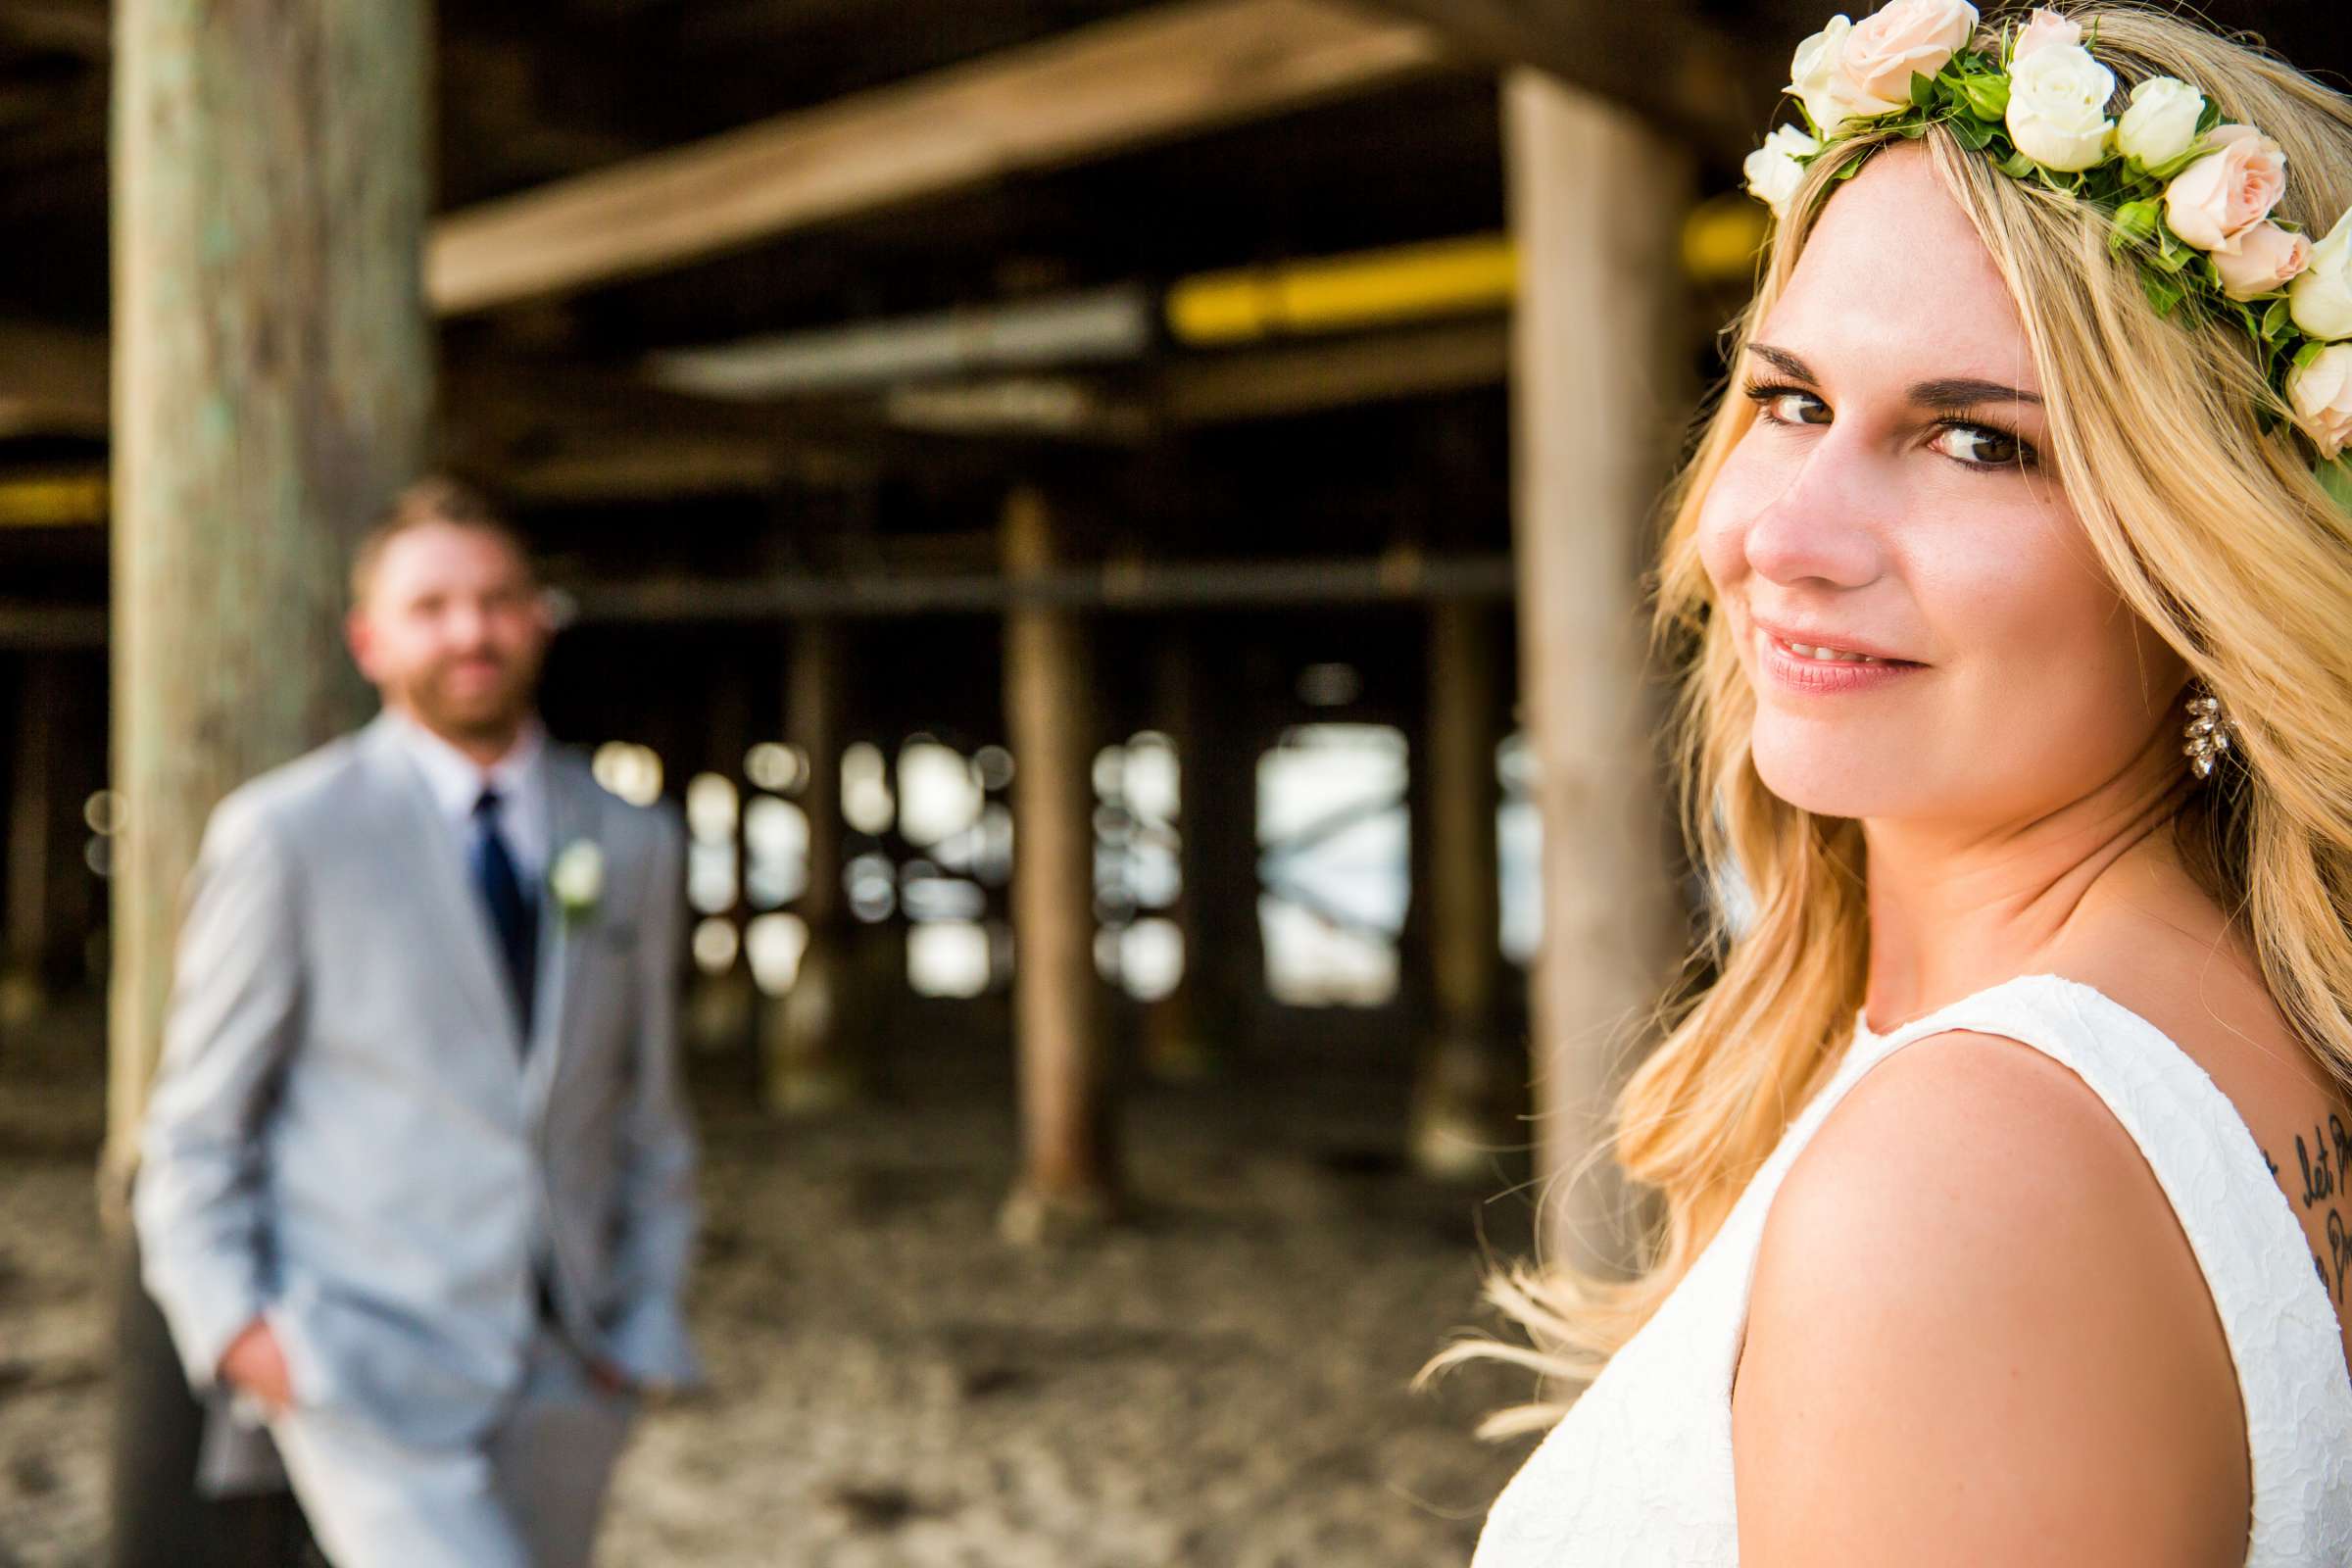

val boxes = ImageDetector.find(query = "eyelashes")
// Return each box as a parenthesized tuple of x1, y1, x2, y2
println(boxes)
(1740, 380, 2041, 473)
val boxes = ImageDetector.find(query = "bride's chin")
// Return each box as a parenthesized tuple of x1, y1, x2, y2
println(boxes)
(1748, 739, 1893, 820)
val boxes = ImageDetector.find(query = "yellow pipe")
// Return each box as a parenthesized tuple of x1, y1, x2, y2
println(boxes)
(0, 473, 108, 528)
(1168, 233, 1517, 346)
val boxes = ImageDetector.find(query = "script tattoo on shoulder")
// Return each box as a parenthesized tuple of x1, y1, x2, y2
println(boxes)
(2265, 1112, 2352, 1307)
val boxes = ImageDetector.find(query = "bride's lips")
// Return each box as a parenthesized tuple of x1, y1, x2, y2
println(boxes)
(1751, 618, 1926, 696)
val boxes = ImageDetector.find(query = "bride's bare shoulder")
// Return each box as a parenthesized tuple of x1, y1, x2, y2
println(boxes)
(1730, 1029, 2248, 1567)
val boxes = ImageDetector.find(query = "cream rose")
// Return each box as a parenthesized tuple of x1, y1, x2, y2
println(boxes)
(1743, 124, 1822, 218)
(2211, 221, 2311, 300)
(2116, 76, 2205, 168)
(1788, 16, 1867, 135)
(2004, 41, 2117, 172)
(1835, 0, 1978, 112)
(2289, 342, 2352, 460)
(2288, 209, 2352, 341)
(2164, 123, 2288, 253)
(2009, 8, 2079, 61)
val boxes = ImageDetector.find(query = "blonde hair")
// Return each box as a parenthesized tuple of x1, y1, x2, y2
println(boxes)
(1445, 2, 2352, 1432)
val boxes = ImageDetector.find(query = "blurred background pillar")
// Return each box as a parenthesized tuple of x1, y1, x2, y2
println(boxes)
(109, 0, 434, 1561)
(1140, 634, 1209, 1083)
(1502, 71, 1691, 1279)
(1409, 598, 1514, 1180)
(1000, 484, 1119, 1241)
(3, 651, 96, 1030)
(762, 615, 858, 1111)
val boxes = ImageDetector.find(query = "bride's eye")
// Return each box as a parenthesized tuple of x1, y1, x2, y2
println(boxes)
(1930, 420, 2035, 470)
(1744, 382, 1830, 426)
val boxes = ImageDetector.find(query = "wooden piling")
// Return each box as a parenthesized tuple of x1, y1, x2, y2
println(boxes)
(999, 485, 1119, 1240)
(762, 616, 859, 1111)
(1501, 72, 1691, 1275)
(109, 1, 432, 1557)
(1409, 599, 1515, 1179)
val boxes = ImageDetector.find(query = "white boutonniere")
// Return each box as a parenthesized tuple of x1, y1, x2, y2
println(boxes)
(549, 840, 606, 925)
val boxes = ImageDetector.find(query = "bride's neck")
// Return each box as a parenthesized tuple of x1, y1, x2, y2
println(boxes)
(1858, 729, 2188, 1029)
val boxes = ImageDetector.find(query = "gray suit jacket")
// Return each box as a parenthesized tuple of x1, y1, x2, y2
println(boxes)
(133, 712, 702, 1452)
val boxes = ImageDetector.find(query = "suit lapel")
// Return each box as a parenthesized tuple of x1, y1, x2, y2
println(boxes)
(524, 748, 602, 1121)
(359, 715, 528, 1063)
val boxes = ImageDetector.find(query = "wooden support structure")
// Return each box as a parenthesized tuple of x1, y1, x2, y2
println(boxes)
(0, 320, 109, 436)
(1408, 599, 1516, 1179)
(427, 0, 1445, 316)
(109, 0, 432, 1559)
(1362, 0, 1771, 162)
(1141, 637, 1210, 1083)
(999, 485, 1120, 1241)
(2, 650, 100, 1026)
(1502, 72, 1691, 1275)
(761, 617, 859, 1112)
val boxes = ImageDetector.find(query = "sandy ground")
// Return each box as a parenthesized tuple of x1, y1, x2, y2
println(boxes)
(0, 998, 1541, 1567)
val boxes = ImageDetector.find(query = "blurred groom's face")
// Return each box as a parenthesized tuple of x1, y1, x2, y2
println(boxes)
(347, 521, 552, 745)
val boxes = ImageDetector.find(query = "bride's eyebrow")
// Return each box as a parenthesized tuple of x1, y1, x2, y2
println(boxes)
(1743, 343, 1820, 385)
(1743, 342, 2043, 409)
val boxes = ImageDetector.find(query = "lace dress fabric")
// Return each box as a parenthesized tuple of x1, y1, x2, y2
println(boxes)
(1470, 973, 2352, 1567)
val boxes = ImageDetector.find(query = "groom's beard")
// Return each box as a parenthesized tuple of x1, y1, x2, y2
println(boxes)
(398, 647, 542, 745)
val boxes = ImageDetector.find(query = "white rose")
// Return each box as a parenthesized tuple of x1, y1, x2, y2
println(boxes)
(1743, 124, 1822, 218)
(1788, 16, 1868, 136)
(2288, 342, 2352, 461)
(550, 840, 606, 912)
(2115, 76, 2204, 168)
(2288, 208, 2352, 342)
(2004, 41, 2117, 172)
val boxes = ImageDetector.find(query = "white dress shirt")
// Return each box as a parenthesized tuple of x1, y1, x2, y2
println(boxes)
(386, 710, 551, 881)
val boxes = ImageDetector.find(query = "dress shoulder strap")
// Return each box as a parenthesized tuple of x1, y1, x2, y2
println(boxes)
(1842, 972, 2352, 1567)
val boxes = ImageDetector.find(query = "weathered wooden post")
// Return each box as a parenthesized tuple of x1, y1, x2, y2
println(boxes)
(1140, 634, 1210, 1082)
(1501, 71, 1691, 1275)
(762, 615, 858, 1110)
(3, 651, 96, 1026)
(999, 484, 1119, 1240)
(110, 1, 433, 1560)
(1409, 598, 1516, 1179)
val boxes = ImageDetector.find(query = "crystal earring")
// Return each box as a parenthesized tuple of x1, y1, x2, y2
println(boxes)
(2183, 685, 2236, 781)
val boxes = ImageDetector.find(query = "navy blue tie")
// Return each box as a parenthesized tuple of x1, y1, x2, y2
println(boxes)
(470, 788, 539, 1047)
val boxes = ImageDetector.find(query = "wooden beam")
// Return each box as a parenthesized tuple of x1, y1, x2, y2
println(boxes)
(1360, 0, 1774, 162)
(426, 0, 1446, 315)
(567, 551, 1516, 621)
(0, 321, 108, 436)
(0, 471, 106, 526)
(0, 1, 110, 59)
(1166, 317, 1506, 423)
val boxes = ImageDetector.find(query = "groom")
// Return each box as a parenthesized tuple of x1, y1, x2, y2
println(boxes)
(132, 477, 701, 1568)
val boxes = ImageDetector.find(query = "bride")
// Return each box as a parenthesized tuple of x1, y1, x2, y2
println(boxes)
(1463, 4, 2352, 1563)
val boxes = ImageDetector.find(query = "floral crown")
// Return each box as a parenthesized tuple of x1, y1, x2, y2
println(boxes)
(1741, 1, 2352, 508)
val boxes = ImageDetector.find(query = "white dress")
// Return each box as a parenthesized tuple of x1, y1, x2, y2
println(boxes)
(1471, 973, 2352, 1567)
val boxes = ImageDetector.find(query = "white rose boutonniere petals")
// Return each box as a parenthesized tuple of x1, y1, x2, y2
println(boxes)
(2289, 210, 2352, 343)
(1743, 124, 1823, 218)
(550, 840, 607, 925)
(2004, 41, 2116, 172)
